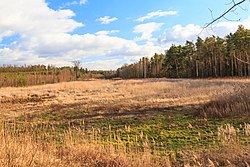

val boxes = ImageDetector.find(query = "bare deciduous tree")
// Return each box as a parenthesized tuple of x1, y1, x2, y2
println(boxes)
(72, 60, 81, 80)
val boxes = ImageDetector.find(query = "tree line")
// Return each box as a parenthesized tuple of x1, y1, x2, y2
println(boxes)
(117, 25, 250, 78)
(0, 63, 118, 87)
(0, 65, 90, 87)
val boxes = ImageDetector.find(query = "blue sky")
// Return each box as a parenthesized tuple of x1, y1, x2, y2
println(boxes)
(0, 0, 249, 70)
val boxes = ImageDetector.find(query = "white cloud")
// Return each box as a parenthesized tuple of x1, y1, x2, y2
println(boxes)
(134, 22, 164, 41)
(136, 10, 178, 22)
(60, 1, 78, 8)
(0, 0, 163, 70)
(95, 30, 120, 36)
(81, 59, 121, 70)
(0, 0, 83, 36)
(160, 24, 202, 44)
(60, 0, 87, 8)
(79, 0, 87, 5)
(211, 17, 250, 37)
(159, 15, 250, 47)
(0, 34, 163, 69)
(97, 16, 118, 24)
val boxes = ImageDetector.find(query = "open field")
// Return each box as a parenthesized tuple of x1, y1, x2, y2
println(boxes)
(1, 78, 249, 117)
(0, 78, 250, 166)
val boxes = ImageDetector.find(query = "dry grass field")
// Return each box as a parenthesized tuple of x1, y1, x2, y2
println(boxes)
(1, 78, 249, 118)
(0, 78, 250, 166)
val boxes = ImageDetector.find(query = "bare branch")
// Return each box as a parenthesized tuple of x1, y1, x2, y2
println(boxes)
(231, 8, 239, 15)
(225, 0, 234, 6)
(208, 8, 215, 20)
(204, 0, 247, 29)
(222, 16, 241, 22)
(234, 54, 250, 65)
(72, 60, 81, 68)
(238, 4, 248, 11)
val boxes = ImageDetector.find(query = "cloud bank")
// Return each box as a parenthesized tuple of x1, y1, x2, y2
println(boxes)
(0, 0, 163, 70)
(136, 10, 178, 22)
(0, 0, 249, 70)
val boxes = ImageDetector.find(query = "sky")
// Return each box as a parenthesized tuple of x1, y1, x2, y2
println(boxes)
(0, 0, 249, 70)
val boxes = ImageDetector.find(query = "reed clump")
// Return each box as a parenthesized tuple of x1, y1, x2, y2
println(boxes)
(1, 119, 250, 166)
(196, 88, 250, 118)
(0, 120, 173, 167)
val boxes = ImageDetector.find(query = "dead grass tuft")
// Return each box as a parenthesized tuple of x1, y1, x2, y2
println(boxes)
(196, 88, 250, 118)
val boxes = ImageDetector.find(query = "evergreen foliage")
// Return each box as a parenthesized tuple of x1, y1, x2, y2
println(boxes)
(117, 26, 250, 78)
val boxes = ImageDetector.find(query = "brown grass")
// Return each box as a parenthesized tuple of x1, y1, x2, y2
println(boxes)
(0, 121, 172, 167)
(184, 144, 250, 167)
(1, 120, 250, 167)
(1, 78, 250, 166)
(1, 78, 249, 118)
(196, 87, 250, 118)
